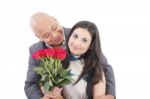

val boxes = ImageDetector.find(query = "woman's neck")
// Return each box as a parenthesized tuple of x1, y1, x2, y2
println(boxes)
(72, 54, 80, 58)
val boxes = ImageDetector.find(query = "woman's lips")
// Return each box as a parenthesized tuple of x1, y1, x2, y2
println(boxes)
(72, 46, 80, 51)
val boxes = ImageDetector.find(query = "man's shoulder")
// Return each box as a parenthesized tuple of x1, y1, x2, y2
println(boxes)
(63, 27, 71, 34)
(29, 41, 46, 52)
(63, 27, 71, 39)
(63, 27, 71, 30)
(100, 53, 112, 68)
(100, 53, 108, 64)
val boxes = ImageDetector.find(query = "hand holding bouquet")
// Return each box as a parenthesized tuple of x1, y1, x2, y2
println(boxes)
(32, 48, 72, 92)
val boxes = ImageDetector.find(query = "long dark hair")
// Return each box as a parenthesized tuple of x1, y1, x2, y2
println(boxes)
(63, 21, 104, 99)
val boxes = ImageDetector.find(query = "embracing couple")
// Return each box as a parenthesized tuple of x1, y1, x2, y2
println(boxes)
(24, 12, 116, 99)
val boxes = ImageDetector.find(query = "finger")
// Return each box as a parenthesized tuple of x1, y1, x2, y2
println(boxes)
(42, 95, 51, 99)
(53, 87, 63, 93)
(54, 94, 64, 99)
(45, 92, 56, 98)
(56, 96, 64, 99)
(53, 89, 62, 93)
(53, 87, 63, 91)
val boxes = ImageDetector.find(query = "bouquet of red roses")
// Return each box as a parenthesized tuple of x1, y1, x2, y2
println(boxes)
(32, 48, 72, 92)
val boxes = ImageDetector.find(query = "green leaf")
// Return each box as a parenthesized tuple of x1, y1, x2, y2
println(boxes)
(60, 69, 69, 78)
(44, 81, 51, 92)
(44, 79, 54, 91)
(54, 78, 64, 84)
(43, 61, 52, 77)
(57, 64, 63, 73)
(33, 54, 72, 91)
(33, 67, 45, 75)
(48, 79, 53, 86)
(57, 79, 72, 87)
(64, 75, 73, 81)
(41, 74, 47, 81)
(50, 77, 56, 85)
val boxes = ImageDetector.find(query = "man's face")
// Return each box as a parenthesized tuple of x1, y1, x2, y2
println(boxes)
(35, 18, 65, 47)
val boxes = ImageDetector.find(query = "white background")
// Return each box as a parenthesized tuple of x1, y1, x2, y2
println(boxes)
(0, 0, 150, 99)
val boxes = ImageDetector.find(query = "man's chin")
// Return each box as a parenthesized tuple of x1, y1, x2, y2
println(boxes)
(51, 42, 63, 48)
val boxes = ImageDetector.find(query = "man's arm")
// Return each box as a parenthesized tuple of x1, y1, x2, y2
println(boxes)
(24, 47, 43, 99)
(101, 54, 116, 99)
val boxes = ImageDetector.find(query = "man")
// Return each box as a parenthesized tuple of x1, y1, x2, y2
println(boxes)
(24, 12, 116, 99)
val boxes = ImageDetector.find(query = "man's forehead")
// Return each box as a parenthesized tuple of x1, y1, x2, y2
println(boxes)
(37, 17, 55, 26)
(32, 18, 57, 32)
(31, 13, 55, 25)
(30, 12, 62, 35)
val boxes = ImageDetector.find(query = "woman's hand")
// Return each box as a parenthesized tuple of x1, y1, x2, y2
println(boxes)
(41, 86, 63, 99)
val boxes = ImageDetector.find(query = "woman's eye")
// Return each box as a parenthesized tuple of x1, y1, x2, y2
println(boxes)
(73, 34, 78, 38)
(82, 38, 88, 43)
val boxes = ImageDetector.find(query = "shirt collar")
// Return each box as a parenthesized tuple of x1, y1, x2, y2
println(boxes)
(70, 54, 81, 61)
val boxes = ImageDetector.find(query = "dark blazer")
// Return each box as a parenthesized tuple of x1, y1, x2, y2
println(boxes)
(24, 27, 116, 99)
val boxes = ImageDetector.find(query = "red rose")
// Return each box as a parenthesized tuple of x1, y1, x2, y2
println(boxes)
(44, 48, 55, 58)
(32, 48, 67, 60)
(54, 48, 67, 60)
(32, 49, 46, 59)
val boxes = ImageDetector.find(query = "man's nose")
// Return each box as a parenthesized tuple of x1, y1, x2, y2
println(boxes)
(53, 34, 62, 41)
(52, 32, 60, 37)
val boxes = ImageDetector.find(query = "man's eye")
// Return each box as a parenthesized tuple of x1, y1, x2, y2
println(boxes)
(51, 24, 57, 31)
(45, 35, 49, 38)
(58, 30, 63, 34)
(43, 34, 49, 39)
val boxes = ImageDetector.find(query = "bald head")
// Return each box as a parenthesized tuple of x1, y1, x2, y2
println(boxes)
(30, 12, 64, 47)
(30, 12, 59, 34)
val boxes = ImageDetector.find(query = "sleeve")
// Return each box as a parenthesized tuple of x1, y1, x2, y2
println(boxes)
(24, 47, 43, 99)
(101, 54, 116, 99)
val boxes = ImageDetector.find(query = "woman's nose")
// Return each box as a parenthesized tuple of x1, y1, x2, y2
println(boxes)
(74, 40, 81, 47)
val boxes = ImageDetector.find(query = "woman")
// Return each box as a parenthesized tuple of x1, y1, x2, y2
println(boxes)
(62, 20, 106, 99)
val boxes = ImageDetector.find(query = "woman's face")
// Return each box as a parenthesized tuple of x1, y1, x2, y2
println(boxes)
(68, 28, 92, 56)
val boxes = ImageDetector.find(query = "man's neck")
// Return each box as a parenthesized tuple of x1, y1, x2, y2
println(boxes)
(45, 42, 65, 48)
(51, 44, 63, 48)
